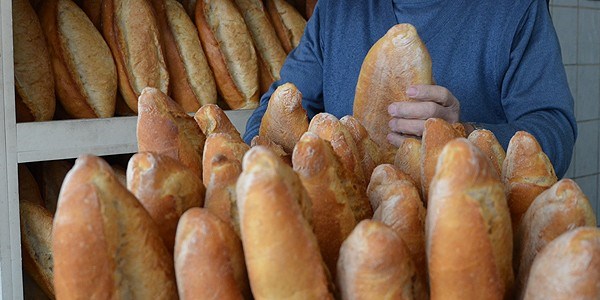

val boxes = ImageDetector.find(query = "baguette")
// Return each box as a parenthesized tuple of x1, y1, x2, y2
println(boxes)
(354, 24, 433, 153)
(137, 87, 206, 180)
(53, 155, 177, 299)
(202, 133, 249, 186)
(265, 0, 307, 53)
(394, 137, 423, 199)
(40, 0, 117, 119)
(79, 0, 102, 30)
(236, 146, 333, 299)
(204, 155, 243, 236)
(174, 207, 250, 299)
(523, 227, 600, 300)
(502, 131, 557, 233)
(194, 103, 241, 138)
(515, 179, 596, 297)
(13, 0, 55, 122)
(39, 160, 73, 215)
(337, 220, 424, 300)
(20, 202, 54, 299)
(366, 164, 412, 211)
(292, 132, 357, 280)
(259, 82, 309, 153)
(18, 165, 44, 207)
(178, 0, 197, 18)
(427, 138, 513, 299)
(340, 115, 382, 179)
(250, 135, 292, 165)
(468, 129, 505, 178)
(195, 0, 259, 109)
(102, 0, 169, 112)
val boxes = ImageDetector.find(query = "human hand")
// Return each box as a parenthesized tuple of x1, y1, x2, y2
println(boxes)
(387, 85, 460, 147)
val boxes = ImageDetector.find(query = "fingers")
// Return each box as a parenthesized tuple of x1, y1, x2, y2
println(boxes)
(388, 118, 426, 136)
(387, 132, 420, 148)
(407, 85, 458, 107)
(389, 101, 442, 119)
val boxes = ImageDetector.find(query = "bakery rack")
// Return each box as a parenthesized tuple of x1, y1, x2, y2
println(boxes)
(0, 1, 253, 298)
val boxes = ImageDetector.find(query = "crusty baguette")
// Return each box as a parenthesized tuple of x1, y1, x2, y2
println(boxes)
(102, 0, 169, 113)
(250, 135, 292, 165)
(53, 155, 177, 299)
(152, 0, 217, 112)
(204, 155, 243, 236)
(18, 165, 44, 207)
(502, 131, 557, 233)
(236, 146, 333, 299)
(127, 152, 205, 253)
(12, 0, 55, 122)
(195, 0, 259, 109)
(337, 220, 425, 300)
(265, 0, 306, 53)
(194, 103, 241, 138)
(178, 0, 196, 18)
(137, 87, 206, 180)
(340, 115, 382, 179)
(202, 133, 249, 186)
(427, 138, 513, 299)
(39, 160, 73, 215)
(79, 0, 102, 30)
(306, 0, 317, 19)
(394, 137, 423, 199)
(523, 227, 600, 300)
(515, 179, 597, 297)
(259, 82, 309, 153)
(468, 129, 505, 178)
(292, 132, 357, 280)
(20, 202, 54, 299)
(354, 24, 433, 153)
(366, 164, 412, 211)
(174, 207, 250, 299)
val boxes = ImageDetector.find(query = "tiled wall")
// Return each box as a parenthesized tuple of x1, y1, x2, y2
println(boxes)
(549, 0, 600, 224)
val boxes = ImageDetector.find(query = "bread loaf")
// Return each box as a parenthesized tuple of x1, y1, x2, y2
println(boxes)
(39, 160, 73, 215)
(127, 152, 205, 253)
(174, 207, 250, 299)
(354, 24, 433, 153)
(394, 138, 423, 199)
(427, 138, 513, 299)
(502, 131, 557, 232)
(137, 87, 206, 180)
(250, 135, 292, 165)
(53, 155, 177, 299)
(102, 0, 169, 112)
(236, 146, 333, 299)
(40, 0, 117, 119)
(292, 132, 357, 280)
(340, 115, 382, 179)
(515, 179, 596, 296)
(259, 82, 309, 153)
(202, 133, 249, 186)
(194, 103, 241, 138)
(18, 165, 44, 207)
(12, 0, 55, 122)
(265, 0, 307, 53)
(523, 227, 600, 299)
(153, 0, 217, 112)
(468, 129, 505, 178)
(20, 202, 54, 299)
(337, 220, 425, 300)
(178, 0, 197, 18)
(79, 0, 102, 30)
(366, 164, 412, 210)
(204, 155, 243, 236)
(306, 0, 317, 19)
(195, 0, 259, 109)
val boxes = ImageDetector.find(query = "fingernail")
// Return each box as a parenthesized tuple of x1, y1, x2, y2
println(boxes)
(407, 87, 417, 97)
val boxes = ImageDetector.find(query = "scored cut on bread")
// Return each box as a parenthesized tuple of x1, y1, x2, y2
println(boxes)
(265, 0, 307, 53)
(204, 155, 243, 236)
(194, 103, 241, 138)
(468, 129, 506, 178)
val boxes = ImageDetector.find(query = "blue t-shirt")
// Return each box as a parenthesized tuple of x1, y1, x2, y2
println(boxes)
(244, 0, 576, 178)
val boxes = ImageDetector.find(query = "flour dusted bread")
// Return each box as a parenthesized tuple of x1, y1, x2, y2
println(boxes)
(204, 155, 243, 236)
(103, 0, 169, 113)
(265, 0, 307, 53)
(354, 24, 433, 153)
(53, 155, 177, 299)
(13, 0, 55, 122)
(260, 83, 309, 153)
(337, 220, 425, 300)
(394, 138, 422, 197)
(20, 202, 54, 299)
(340, 115, 382, 179)
(137, 87, 206, 180)
(515, 179, 596, 296)
(250, 135, 291, 165)
(195, 0, 259, 109)
(236, 146, 333, 299)
(175, 208, 250, 299)
(503, 131, 557, 232)
(523, 227, 600, 300)
(427, 138, 513, 299)
(202, 133, 249, 186)
(194, 103, 241, 138)
(468, 129, 505, 178)
(40, 0, 117, 119)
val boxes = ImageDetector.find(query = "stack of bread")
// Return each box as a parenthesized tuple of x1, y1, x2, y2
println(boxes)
(18, 22, 599, 300)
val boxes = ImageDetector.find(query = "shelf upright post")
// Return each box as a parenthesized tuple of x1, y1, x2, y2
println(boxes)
(0, 0, 24, 299)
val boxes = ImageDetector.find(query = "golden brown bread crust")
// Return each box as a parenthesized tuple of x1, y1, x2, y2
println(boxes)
(40, 0, 117, 119)
(337, 220, 424, 300)
(236, 146, 333, 299)
(354, 24, 433, 153)
(126, 152, 205, 253)
(394, 137, 423, 199)
(250, 135, 292, 165)
(39, 160, 73, 215)
(292, 132, 357, 280)
(195, 0, 259, 109)
(265, 0, 307, 53)
(137, 87, 206, 180)
(366, 164, 412, 210)
(468, 129, 506, 178)
(204, 155, 243, 236)
(202, 133, 249, 186)
(194, 103, 241, 138)
(523, 227, 600, 300)
(427, 138, 513, 300)
(502, 131, 557, 233)
(80, 0, 102, 30)
(174, 208, 250, 299)
(102, 0, 169, 113)
(421, 118, 463, 202)
(18, 165, 44, 207)
(515, 179, 597, 297)
(53, 155, 177, 299)
(20, 202, 55, 299)
(259, 82, 309, 153)
(340, 115, 382, 180)
(13, 0, 55, 122)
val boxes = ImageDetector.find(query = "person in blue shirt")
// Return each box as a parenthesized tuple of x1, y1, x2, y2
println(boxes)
(243, 0, 576, 178)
